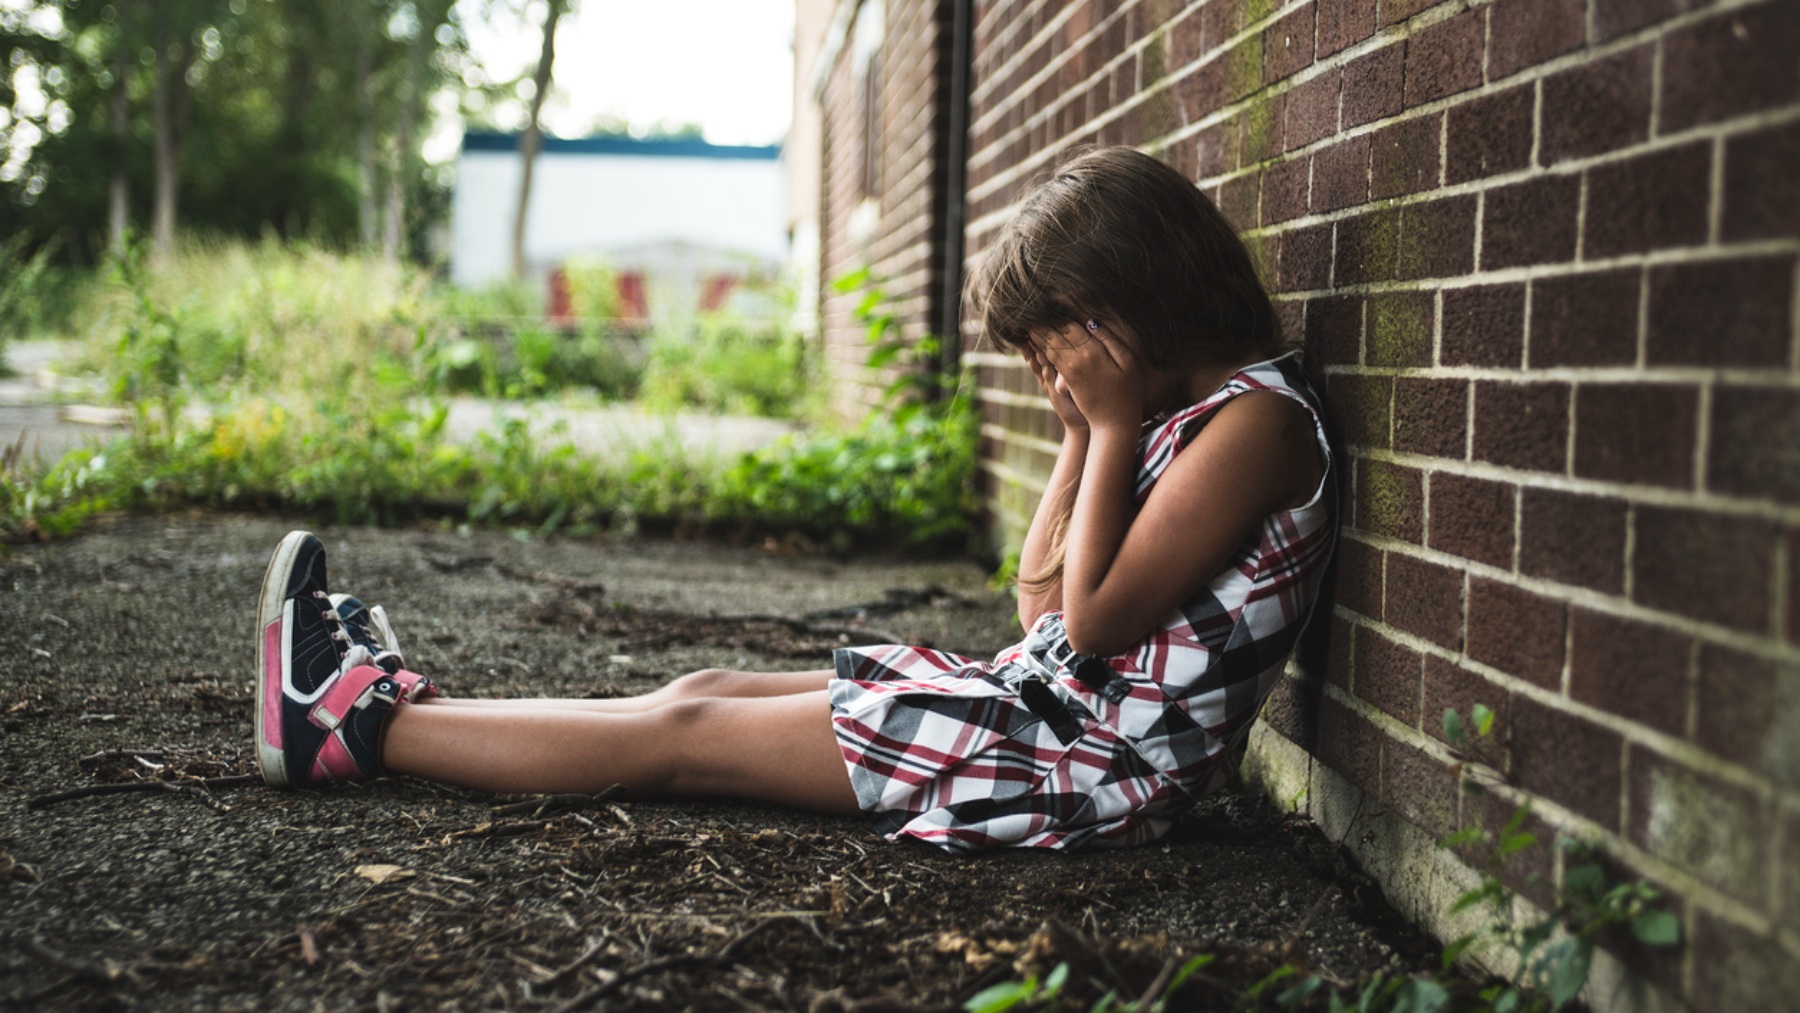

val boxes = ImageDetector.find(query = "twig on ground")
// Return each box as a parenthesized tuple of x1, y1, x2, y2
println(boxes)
(25, 773, 261, 810)
(490, 785, 624, 818)
(546, 920, 773, 1013)
(22, 938, 128, 986)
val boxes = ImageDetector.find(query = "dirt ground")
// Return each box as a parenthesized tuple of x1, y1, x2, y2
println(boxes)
(1, 515, 1458, 1011)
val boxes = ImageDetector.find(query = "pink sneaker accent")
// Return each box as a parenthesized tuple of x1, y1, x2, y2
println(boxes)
(260, 618, 284, 752)
(311, 732, 363, 782)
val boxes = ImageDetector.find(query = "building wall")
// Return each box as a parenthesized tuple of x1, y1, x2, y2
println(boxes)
(815, 0, 1800, 1007)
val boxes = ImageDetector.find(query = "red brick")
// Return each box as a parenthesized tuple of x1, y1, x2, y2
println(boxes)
(1422, 656, 1511, 751)
(1629, 749, 1768, 903)
(1318, 694, 1382, 795)
(1467, 578, 1566, 689)
(1357, 459, 1424, 542)
(1404, 8, 1485, 108)
(1458, 788, 1557, 911)
(1238, 90, 1286, 166)
(1520, 487, 1628, 593)
(1307, 293, 1364, 368)
(1381, 738, 1461, 838)
(1355, 628, 1423, 725)
(1284, 70, 1341, 152)
(1570, 608, 1690, 736)
(1511, 694, 1623, 831)
(1273, 297, 1305, 346)
(1218, 169, 1260, 231)
(1278, 221, 1333, 292)
(1261, 157, 1310, 226)
(1445, 84, 1533, 184)
(1398, 194, 1476, 280)
(1371, 113, 1440, 200)
(1695, 644, 1798, 774)
(1194, 115, 1241, 178)
(1472, 381, 1570, 473)
(1381, 0, 1437, 26)
(1708, 386, 1800, 506)
(1261, 669, 1322, 748)
(1723, 120, 1800, 242)
(1481, 175, 1580, 270)
(1263, 4, 1314, 85)
(1367, 290, 1434, 368)
(1335, 207, 1399, 285)
(1646, 257, 1795, 368)
(1427, 473, 1514, 568)
(1539, 46, 1652, 164)
(1529, 269, 1640, 368)
(1328, 370, 1392, 451)
(1312, 134, 1370, 212)
(1591, 0, 1703, 42)
(1574, 383, 1700, 490)
(1179, 58, 1230, 128)
(1317, 0, 1376, 58)
(1393, 377, 1468, 460)
(1343, 43, 1404, 128)
(1635, 505, 1781, 633)
(1585, 142, 1711, 258)
(1441, 284, 1524, 368)
(1691, 907, 1800, 1011)
(1386, 552, 1465, 650)
(1325, 614, 1354, 690)
(1660, 1, 1800, 133)
(1488, 0, 1584, 80)
(1334, 535, 1384, 620)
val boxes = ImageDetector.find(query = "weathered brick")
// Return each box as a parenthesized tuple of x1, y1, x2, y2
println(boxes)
(1696, 644, 1800, 783)
(1336, 207, 1400, 285)
(1386, 552, 1465, 650)
(1481, 175, 1580, 270)
(1422, 656, 1511, 752)
(1355, 627, 1423, 725)
(1445, 84, 1533, 184)
(1458, 788, 1557, 911)
(1488, 0, 1584, 80)
(1398, 195, 1476, 280)
(1261, 669, 1322, 748)
(1467, 578, 1566, 689)
(1371, 113, 1441, 200)
(1381, 738, 1460, 838)
(1273, 297, 1305, 346)
(1328, 370, 1392, 452)
(1427, 472, 1514, 569)
(1263, 3, 1314, 85)
(1585, 142, 1711, 258)
(1511, 694, 1623, 831)
(1630, 749, 1768, 903)
(1724, 120, 1800, 242)
(1194, 115, 1241, 178)
(1334, 535, 1384, 620)
(1646, 257, 1795, 368)
(1343, 43, 1404, 128)
(1318, 694, 1382, 796)
(1709, 385, 1800, 506)
(1591, 0, 1705, 42)
(1317, 0, 1376, 58)
(1404, 8, 1484, 108)
(1635, 504, 1781, 633)
(1238, 91, 1286, 167)
(1367, 290, 1434, 368)
(1528, 269, 1640, 368)
(1520, 487, 1628, 594)
(1307, 293, 1363, 367)
(1393, 377, 1468, 459)
(1441, 284, 1524, 368)
(1785, 802, 1800, 932)
(1357, 459, 1424, 542)
(1472, 381, 1570, 473)
(1285, 71, 1341, 153)
(1691, 907, 1800, 1011)
(1218, 169, 1261, 230)
(1539, 45, 1653, 164)
(1261, 157, 1310, 226)
(1312, 134, 1370, 212)
(1574, 382, 1699, 489)
(1381, 0, 1437, 27)
(1277, 221, 1332, 292)
(1325, 614, 1354, 690)
(1570, 608, 1690, 737)
(1661, 1, 1800, 133)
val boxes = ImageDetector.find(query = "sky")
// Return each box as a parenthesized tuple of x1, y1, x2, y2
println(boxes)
(451, 0, 797, 154)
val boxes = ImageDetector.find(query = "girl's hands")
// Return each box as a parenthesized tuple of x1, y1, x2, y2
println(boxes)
(1024, 342, 1088, 433)
(1033, 319, 1147, 432)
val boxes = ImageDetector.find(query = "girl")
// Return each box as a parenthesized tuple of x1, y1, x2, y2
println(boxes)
(253, 146, 1337, 852)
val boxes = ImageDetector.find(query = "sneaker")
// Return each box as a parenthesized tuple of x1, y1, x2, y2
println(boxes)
(255, 531, 434, 787)
(328, 593, 407, 675)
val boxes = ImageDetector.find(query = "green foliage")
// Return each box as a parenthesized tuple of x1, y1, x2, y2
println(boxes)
(0, 232, 76, 351)
(638, 313, 812, 418)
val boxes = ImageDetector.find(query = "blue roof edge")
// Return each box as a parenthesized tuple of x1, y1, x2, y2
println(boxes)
(462, 131, 781, 160)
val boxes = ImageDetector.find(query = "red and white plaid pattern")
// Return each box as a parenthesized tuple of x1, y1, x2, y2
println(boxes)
(830, 350, 1338, 851)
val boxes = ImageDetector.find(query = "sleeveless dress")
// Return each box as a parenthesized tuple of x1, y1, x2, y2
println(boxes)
(827, 349, 1338, 852)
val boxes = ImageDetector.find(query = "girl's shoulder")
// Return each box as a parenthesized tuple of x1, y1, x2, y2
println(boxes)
(1165, 348, 1322, 449)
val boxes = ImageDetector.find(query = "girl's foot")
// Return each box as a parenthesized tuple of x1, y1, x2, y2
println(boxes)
(328, 593, 407, 674)
(254, 531, 434, 787)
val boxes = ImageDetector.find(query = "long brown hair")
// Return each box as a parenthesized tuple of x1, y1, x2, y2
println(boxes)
(973, 147, 1282, 594)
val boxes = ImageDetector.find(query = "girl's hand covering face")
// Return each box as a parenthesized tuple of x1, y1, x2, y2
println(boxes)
(1024, 340, 1088, 432)
(1034, 319, 1147, 431)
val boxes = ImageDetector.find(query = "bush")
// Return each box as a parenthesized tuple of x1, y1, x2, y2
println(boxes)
(637, 312, 812, 418)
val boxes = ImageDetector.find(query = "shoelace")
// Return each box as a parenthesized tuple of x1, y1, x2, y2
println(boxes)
(312, 591, 381, 678)
(362, 604, 405, 668)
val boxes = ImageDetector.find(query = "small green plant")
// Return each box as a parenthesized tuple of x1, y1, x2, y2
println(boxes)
(963, 954, 1218, 1013)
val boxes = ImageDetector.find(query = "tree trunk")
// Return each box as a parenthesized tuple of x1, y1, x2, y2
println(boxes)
(509, 0, 563, 281)
(150, 17, 194, 259)
(383, 26, 425, 264)
(108, 45, 130, 257)
(357, 33, 378, 251)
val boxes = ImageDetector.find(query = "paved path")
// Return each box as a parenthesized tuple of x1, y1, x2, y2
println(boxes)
(0, 339, 799, 467)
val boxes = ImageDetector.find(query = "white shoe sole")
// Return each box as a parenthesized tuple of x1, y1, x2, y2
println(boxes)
(253, 530, 314, 787)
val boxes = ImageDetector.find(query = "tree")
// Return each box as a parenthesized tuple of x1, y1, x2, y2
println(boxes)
(509, 0, 568, 281)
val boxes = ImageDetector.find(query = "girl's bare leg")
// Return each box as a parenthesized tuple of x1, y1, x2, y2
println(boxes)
(381, 689, 860, 814)
(428, 668, 835, 713)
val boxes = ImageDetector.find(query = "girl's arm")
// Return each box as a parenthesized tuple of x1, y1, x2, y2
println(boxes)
(1046, 331, 1321, 658)
(1016, 343, 1089, 628)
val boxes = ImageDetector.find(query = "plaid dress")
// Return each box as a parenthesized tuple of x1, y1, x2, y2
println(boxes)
(829, 350, 1338, 851)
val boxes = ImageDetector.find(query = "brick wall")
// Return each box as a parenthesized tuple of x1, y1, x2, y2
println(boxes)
(817, 0, 1800, 1005)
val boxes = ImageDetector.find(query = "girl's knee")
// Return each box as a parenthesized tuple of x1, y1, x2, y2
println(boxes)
(664, 668, 737, 699)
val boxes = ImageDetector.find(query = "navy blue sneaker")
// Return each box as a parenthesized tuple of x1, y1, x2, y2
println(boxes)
(327, 593, 407, 675)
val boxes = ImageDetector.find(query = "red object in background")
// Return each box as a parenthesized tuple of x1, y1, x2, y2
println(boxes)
(616, 272, 649, 322)
(699, 274, 738, 312)
(547, 267, 574, 322)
